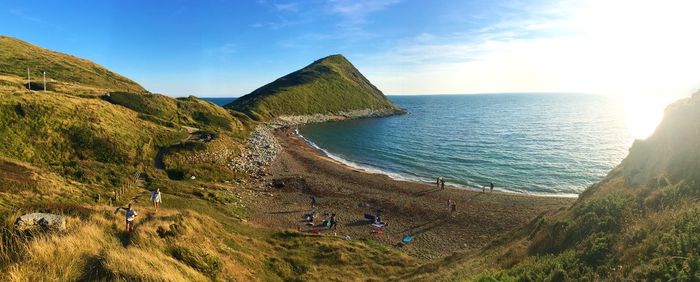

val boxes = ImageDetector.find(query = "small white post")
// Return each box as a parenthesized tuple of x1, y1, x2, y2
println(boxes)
(43, 71, 46, 92)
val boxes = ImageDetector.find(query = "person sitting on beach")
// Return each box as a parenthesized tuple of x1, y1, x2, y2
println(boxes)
(375, 209, 383, 223)
(115, 203, 138, 233)
(151, 188, 162, 212)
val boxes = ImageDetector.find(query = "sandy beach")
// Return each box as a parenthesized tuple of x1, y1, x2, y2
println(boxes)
(249, 127, 575, 259)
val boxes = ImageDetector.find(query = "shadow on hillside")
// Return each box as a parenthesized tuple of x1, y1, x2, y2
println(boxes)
(269, 210, 304, 215)
(77, 255, 112, 281)
(117, 231, 131, 248)
(400, 217, 446, 236)
(345, 220, 372, 227)
(412, 188, 442, 197)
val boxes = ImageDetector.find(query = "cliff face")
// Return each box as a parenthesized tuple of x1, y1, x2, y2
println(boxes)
(226, 54, 403, 121)
(620, 93, 700, 189)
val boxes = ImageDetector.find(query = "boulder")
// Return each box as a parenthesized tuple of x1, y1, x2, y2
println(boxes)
(14, 213, 66, 232)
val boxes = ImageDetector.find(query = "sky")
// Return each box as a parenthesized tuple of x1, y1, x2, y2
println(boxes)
(2, 0, 700, 101)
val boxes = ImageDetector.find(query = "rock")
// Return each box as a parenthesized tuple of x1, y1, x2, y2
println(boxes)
(14, 213, 66, 232)
(272, 180, 285, 189)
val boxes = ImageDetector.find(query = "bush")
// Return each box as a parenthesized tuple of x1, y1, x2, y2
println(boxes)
(66, 125, 128, 163)
(171, 245, 222, 279)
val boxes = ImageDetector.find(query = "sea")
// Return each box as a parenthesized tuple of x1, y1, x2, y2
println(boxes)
(204, 94, 636, 197)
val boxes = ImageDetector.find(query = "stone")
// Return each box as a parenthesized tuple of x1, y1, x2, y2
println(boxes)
(14, 213, 66, 232)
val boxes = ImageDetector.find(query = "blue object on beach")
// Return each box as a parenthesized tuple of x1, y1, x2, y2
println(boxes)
(402, 235, 413, 244)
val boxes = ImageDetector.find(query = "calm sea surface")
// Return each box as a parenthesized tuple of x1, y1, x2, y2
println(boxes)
(204, 94, 634, 196)
(300, 94, 634, 196)
(202, 97, 236, 106)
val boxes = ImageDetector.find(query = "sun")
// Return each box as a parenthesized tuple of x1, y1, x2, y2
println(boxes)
(623, 96, 670, 140)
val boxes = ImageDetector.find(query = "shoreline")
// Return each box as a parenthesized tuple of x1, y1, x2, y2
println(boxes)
(293, 127, 580, 199)
(247, 126, 576, 259)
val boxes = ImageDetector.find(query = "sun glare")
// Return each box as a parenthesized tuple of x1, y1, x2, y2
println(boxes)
(623, 96, 670, 140)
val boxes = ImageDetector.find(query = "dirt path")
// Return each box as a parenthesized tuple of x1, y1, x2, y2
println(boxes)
(153, 126, 199, 175)
(247, 128, 575, 259)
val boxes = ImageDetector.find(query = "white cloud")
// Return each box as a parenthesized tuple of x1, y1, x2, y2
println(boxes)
(366, 0, 700, 99)
(327, 0, 400, 30)
(274, 2, 299, 12)
(9, 8, 42, 23)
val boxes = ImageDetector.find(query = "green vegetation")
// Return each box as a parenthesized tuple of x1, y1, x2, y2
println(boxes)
(0, 36, 144, 95)
(0, 36, 419, 281)
(227, 54, 402, 121)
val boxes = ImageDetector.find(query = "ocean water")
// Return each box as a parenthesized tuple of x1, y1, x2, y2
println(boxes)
(298, 94, 635, 196)
(203, 97, 236, 106)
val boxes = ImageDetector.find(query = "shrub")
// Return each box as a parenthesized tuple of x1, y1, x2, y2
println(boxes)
(171, 245, 222, 279)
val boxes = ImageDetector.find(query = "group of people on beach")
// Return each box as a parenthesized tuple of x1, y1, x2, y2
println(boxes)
(305, 196, 391, 235)
(436, 177, 445, 189)
(437, 176, 495, 193)
(307, 196, 338, 230)
(114, 188, 163, 233)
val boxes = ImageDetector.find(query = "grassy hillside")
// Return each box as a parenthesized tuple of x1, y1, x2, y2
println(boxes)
(410, 92, 700, 281)
(0, 36, 144, 95)
(227, 54, 401, 121)
(0, 37, 421, 281)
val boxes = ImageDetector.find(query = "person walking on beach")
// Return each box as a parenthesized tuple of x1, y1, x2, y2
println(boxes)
(115, 203, 138, 233)
(151, 188, 162, 212)
(436, 177, 441, 187)
(440, 178, 445, 189)
(310, 196, 317, 210)
(330, 213, 338, 230)
(490, 182, 494, 193)
(449, 200, 457, 217)
(482, 185, 486, 193)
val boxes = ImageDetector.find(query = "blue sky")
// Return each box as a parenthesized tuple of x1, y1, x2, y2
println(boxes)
(2, 0, 700, 99)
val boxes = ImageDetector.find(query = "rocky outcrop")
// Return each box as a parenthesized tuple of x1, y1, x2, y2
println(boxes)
(229, 126, 281, 178)
(229, 109, 405, 179)
(14, 213, 66, 232)
(269, 108, 406, 128)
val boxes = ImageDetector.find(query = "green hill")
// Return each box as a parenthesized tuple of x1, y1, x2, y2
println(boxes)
(409, 92, 700, 281)
(0, 38, 417, 281)
(0, 36, 144, 95)
(226, 54, 403, 121)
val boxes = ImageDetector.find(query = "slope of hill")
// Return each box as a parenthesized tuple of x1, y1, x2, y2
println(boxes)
(0, 36, 144, 95)
(226, 54, 403, 121)
(0, 38, 419, 281)
(408, 92, 700, 281)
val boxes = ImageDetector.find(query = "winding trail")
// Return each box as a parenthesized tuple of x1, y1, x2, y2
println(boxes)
(152, 126, 200, 172)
